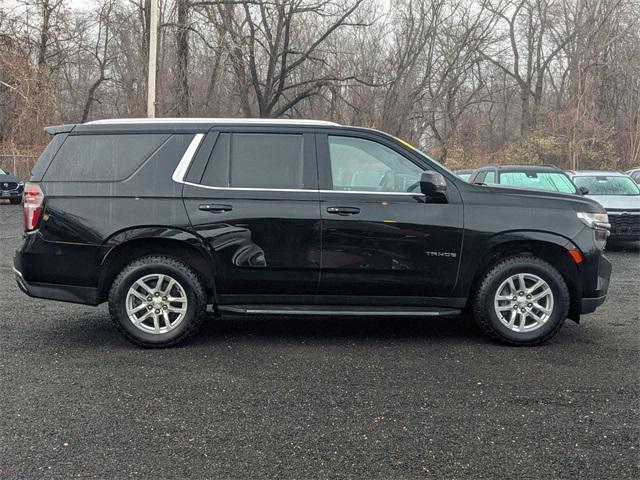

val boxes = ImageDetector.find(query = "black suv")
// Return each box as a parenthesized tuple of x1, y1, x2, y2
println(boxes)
(14, 119, 611, 348)
(0, 167, 24, 204)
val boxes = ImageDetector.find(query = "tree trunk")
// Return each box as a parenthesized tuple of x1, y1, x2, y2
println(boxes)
(176, 0, 190, 116)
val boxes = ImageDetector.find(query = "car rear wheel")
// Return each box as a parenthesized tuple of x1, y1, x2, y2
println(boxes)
(472, 255, 569, 346)
(108, 255, 206, 348)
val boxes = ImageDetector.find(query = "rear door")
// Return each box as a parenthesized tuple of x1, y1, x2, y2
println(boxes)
(316, 130, 464, 300)
(182, 127, 321, 300)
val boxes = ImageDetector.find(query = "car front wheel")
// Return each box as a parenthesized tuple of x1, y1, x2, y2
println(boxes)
(108, 255, 207, 348)
(472, 255, 570, 346)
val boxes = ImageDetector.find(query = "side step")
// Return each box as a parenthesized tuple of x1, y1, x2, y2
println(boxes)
(218, 305, 462, 317)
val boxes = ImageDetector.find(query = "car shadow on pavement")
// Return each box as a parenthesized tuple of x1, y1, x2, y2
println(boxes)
(190, 313, 488, 346)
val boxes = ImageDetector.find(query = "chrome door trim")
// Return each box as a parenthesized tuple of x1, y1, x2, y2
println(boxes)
(172, 133, 205, 183)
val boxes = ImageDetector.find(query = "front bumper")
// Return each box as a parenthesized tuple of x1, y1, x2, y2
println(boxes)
(0, 189, 23, 199)
(579, 254, 611, 314)
(608, 212, 640, 241)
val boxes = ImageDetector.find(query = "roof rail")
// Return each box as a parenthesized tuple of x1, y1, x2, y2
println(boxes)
(84, 118, 341, 126)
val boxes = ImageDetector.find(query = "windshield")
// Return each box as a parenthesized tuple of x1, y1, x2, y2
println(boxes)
(573, 175, 640, 196)
(498, 171, 577, 193)
(457, 173, 472, 181)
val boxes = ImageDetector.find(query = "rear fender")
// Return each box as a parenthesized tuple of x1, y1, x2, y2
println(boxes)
(97, 227, 218, 303)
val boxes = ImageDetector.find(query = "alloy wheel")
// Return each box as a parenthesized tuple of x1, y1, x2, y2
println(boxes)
(493, 273, 554, 333)
(125, 273, 188, 334)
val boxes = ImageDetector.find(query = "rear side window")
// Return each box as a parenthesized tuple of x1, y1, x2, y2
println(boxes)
(200, 133, 308, 189)
(44, 134, 169, 181)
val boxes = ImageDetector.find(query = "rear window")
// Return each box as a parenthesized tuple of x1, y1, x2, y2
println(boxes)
(44, 134, 169, 181)
(499, 171, 577, 193)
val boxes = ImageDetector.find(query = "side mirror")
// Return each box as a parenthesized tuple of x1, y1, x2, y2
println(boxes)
(578, 186, 589, 195)
(420, 171, 447, 196)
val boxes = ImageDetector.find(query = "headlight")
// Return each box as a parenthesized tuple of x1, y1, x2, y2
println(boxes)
(577, 212, 610, 231)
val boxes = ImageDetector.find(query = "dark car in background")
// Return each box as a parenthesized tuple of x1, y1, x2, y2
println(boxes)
(468, 164, 579, 194)
(0, 167, 24, 204)
(568, 171, 640, 241)
(14, 119, 611, 348)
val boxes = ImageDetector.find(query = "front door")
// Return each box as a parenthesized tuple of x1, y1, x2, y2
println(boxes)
(316, 131, 464, 301)
(182, 128, 321, 300)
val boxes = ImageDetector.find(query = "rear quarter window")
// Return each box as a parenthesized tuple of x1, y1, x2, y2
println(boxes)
(30, 134, 67, 181)
(44, 134, 169, 181)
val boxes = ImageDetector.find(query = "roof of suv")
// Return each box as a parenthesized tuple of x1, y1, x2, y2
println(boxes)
(46, 118, 344, 135)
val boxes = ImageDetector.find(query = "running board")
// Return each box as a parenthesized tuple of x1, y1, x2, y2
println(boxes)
(218, 305, 462, 317)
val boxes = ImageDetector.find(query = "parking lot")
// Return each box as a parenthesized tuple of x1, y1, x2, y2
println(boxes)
(0, 203, 638, 479)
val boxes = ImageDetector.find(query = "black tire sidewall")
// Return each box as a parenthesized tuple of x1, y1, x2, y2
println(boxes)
(112, 260, 202, 346)
(480, 260, 568, 344)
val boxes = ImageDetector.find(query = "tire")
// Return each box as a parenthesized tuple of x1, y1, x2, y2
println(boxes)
(108, 255, 207, 348)
(10, 197, 21, 205)
(472, 255, 569, 346)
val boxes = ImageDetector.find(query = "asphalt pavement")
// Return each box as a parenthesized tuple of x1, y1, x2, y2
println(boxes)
(0, 203, 638, 479)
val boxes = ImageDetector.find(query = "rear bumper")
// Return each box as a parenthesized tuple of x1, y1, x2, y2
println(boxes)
(579, 254, 611, 314)
(13, 266, 100, 306)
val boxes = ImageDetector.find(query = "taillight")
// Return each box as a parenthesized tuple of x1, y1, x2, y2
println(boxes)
(23, 182, 44, 231)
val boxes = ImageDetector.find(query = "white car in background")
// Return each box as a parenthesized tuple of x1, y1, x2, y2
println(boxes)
(568, 171, 640, 242)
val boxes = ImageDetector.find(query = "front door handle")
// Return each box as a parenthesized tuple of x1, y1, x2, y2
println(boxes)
(327, 206, 360, 216)
(199, 204, 233, 213)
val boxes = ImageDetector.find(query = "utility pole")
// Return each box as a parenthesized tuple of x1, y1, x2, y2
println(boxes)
(147, 0, 158, 118)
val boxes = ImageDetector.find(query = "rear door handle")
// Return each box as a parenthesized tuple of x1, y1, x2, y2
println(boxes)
(199, 204, 233, 213)
(327, 206, 360, 216)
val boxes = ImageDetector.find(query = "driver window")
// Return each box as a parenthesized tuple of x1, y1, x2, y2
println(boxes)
(328, 136, 423, 193)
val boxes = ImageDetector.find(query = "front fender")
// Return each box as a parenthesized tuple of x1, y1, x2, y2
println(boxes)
(453, 229, 579, 299)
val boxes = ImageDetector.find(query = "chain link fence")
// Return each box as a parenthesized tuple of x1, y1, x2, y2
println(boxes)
(0, 153, 40, 181)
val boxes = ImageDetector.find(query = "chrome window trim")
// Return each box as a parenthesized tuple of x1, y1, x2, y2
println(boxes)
(172, 133, 204, 183)
(320, 189, 423, 196)
(178, 181, 423, 196)
(180, 181, 313, 193)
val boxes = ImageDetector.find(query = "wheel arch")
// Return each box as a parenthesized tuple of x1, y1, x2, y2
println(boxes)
(464, 232, 582, 322)
(97, 227, 217, 304)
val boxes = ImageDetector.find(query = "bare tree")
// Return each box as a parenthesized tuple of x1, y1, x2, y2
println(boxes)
(195, 0, 368, 118)
(81, 0, 118, 122)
